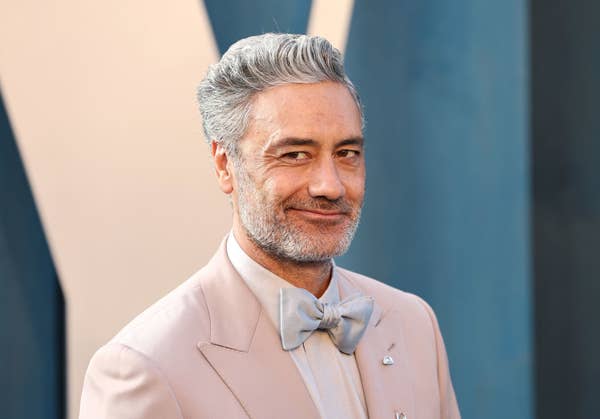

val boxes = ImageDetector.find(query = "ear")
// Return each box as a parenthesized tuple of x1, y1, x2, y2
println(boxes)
(211, 141, 234, 194)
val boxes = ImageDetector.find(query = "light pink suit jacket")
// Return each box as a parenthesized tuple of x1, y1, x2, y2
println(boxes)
(79, 240, 460, 419)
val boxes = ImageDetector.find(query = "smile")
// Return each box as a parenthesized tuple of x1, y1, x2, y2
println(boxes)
(288, 208, 349, 221)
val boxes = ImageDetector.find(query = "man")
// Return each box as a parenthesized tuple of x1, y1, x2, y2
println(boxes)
(80, 33, 460, 419)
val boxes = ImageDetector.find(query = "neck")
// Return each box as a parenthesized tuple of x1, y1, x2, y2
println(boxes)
(233, 228, 332, 298)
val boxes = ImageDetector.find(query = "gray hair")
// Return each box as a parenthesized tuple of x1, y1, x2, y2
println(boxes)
(196, 33, 362, 157)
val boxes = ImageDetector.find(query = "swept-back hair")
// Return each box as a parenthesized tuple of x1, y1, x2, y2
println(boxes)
(197, 33, 362, 157)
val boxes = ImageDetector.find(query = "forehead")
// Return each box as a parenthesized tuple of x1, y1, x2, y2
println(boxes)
(244, 82, 363, 145)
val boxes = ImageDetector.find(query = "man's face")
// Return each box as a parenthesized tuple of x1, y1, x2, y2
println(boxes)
(230, 81, 365, 263)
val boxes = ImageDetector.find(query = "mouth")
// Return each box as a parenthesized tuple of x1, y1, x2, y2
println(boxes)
(287, 208, 349, 222)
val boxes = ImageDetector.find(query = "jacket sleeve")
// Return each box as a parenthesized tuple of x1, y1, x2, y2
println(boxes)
(418, 299, 461, 419)
(79, 343, 183, 419)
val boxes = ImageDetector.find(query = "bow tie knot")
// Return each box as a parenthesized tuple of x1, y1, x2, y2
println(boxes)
(279, 287, 374, 354)
(319, 303, 342, 329)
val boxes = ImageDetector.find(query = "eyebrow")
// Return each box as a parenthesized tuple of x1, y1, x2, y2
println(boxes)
(337, 136, 365, 147)
(272, 136, 365, 148)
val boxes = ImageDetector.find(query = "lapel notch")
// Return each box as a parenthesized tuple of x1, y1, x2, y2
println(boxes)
(198, 239, 260, 352)
(196, 239, 319, 419)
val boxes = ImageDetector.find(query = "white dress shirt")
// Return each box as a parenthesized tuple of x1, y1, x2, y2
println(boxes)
(226, 233, 369, 419)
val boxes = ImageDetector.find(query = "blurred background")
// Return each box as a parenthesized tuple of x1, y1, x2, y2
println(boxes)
(0, 0, 598, 418)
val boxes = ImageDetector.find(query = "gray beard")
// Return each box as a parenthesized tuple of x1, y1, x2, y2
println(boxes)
(235, 167, 361, 264)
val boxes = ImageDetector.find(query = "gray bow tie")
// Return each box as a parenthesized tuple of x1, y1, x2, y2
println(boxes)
(279, 287, 374, 354)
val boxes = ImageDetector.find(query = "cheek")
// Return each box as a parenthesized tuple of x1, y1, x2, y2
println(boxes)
(262, 177, 280, 201)
(343, 171, 366, 200)
(262, 176, 276, 192)
(264, 171, 306, 198)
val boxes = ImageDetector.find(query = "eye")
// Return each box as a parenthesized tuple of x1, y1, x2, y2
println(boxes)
(337, 149, 361, 158)
(281, 151, 310, 161)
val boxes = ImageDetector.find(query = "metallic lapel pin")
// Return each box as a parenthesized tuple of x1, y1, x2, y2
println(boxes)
(382, 355, 394, 365)
(395, 412, 407, 419)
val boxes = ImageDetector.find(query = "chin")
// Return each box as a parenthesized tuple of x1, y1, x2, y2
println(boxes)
(292, 236, 352, 261)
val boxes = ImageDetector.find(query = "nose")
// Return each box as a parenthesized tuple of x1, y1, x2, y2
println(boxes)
(308, 157, 345, 200)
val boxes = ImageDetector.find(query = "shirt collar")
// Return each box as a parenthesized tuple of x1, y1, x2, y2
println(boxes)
(226, 232, 340, 328)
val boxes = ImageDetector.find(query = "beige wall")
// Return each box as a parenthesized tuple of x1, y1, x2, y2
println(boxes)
(0, 0, 352, 417)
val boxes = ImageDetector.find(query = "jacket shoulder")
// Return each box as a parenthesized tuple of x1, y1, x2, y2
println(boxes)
(80, 342, 184, 419)
(110, 266, 212, 359)
(336, 266, 433, 320)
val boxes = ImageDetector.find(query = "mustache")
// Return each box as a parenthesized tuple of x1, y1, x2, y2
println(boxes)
(284, 197, 355, 213)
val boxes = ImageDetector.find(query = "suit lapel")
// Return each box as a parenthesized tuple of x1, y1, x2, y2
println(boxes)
(196, 240, 319, 419)
(338, 272, 416, 419)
